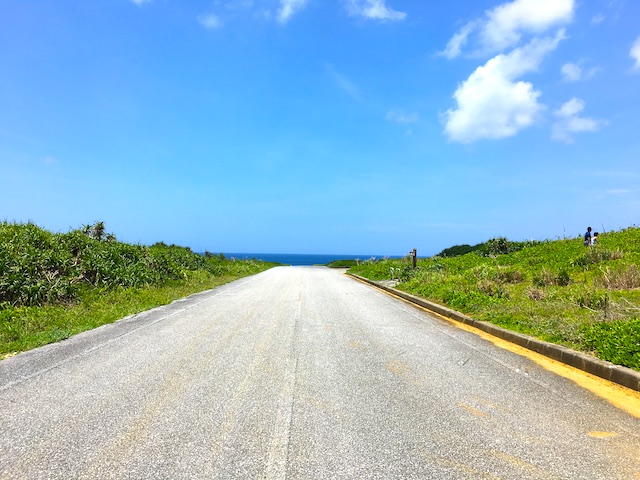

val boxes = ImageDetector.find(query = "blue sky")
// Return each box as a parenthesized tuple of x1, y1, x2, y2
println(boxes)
(2, 0, 639, 256)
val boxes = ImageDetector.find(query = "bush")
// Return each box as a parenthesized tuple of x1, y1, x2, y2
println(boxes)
(477, 280, 509, 298)
(482, 237, 511, 256)
(533, 268, 571, 287)
(497, 268, 524, 284)
(0, 221, 270, 308)
(437, 244, 477, 257)
(527, 287, 546, 301)
(477, 237, 540, 257)
(556, 268, 571, 286)
(326, 259, 359, 268)
(0, 222, 77, 306)
(574, 290, 610, 311)
(572, 246, 623, 267)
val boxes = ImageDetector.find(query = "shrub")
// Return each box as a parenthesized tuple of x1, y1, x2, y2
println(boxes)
(556, 268, 571, 287)
(437, 244, 477, 257)
(481, 237, 511, 256)
(533, 268, 571, 287)
(0, 221, 270, 308)
(533, 268, 555, 287)
(476, 237, 541, 257)
(572, 246, 623, 267)
(326, 259, 359, 268)
(397, 265, 419, 282)
(527, 287, 546, 301)
(477, 280, 509, 298)
(497, 268, 523, 284)
(574, 290, 610, 311)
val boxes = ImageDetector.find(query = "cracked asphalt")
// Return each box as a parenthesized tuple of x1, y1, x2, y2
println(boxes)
(1, 266, 639, 479)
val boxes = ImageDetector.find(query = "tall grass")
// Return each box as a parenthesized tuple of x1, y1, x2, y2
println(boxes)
(349, 227, 640, 371)
(0, 221, 276, 356)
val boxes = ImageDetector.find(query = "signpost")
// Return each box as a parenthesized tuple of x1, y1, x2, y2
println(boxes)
(409, 248, 417, 269)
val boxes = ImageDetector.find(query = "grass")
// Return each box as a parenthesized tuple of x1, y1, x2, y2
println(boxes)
(349, 227, 640, 371)
(0, 221, 276, 357)
(0, 272, 250, 358)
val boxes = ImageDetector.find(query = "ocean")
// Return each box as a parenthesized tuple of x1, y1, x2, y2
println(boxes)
(223, 253, 390, 266)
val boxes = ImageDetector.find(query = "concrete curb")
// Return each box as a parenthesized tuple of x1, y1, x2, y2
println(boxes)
(349, 273, 640, 393)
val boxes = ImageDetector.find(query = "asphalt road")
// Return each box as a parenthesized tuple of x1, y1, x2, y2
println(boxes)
(1, 266, 639, 479)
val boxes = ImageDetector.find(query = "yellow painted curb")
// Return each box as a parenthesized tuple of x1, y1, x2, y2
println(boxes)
(349, 273, 640, 419)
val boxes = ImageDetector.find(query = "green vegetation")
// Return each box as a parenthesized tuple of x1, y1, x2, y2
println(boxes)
(326, 259, 360, 268)
(436, 237, 542, 258)
(349, 228, 640, 371)
(0, 221, 276, 357)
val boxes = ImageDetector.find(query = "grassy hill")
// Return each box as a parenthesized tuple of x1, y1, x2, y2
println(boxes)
(0, 221, 276, 357)
(349, 227, 640, 371)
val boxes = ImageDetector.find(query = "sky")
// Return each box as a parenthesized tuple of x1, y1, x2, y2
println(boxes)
(1, 0, 639, 256)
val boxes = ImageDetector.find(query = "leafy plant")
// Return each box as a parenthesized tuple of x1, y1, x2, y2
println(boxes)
(582, 318, 640, 370)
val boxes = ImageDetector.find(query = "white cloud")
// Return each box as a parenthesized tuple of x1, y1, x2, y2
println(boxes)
(552, 98, 602, 142)
(591, 13, 606, 25)
(325, 64, 360, 100)
(444, 32, 564, 143)
(440, 21, 477, 59)
(631, 36, 640, 71)
(386, 111, 418, 123)
(444, 0, 574, 58)
(561, 62, 599, 82)
(561, 62, 581, 82)
(278, 0, 309, 24)
(198, 13, 222, 30)
(556, 97, 584, 117)
(346, 0, 406, 22)
(483, 0, 574, 51)
(131, 0, 152, 5)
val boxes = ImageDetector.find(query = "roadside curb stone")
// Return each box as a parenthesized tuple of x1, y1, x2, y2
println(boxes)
(349, 273, 640, 393)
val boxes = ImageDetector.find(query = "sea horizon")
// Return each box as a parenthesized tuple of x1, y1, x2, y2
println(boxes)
(222, 252, 399, 266)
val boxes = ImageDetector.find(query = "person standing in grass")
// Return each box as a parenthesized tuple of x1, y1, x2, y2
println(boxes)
(584, 226, 593, 246)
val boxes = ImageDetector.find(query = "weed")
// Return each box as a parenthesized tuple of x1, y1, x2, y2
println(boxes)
(572, 246, 623, 268)
(497, 268, 524, 284)
(477, 280, 509, 299)
(533, 268, 570, 287)
(574, 290, 610, 311)
(596, 265, 640, 290)
(527, 287, 546, 301)
(556, 268, 571, 286)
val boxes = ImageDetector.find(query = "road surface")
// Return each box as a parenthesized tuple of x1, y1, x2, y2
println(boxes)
(1, 266, 639, 479)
